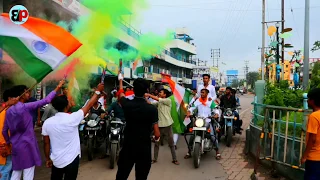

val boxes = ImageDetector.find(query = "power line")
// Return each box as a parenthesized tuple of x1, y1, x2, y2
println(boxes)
(149, 5, 320, 11)
(216, 0, 240, 47)
(289, 0, 302, 47)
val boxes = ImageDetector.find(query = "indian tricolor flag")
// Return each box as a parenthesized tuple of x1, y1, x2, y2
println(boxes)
(162, 75, 192, 134)
(0, 13, 82, 82)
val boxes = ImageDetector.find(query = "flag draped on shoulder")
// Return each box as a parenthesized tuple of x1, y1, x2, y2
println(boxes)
(0, 13, 82, 82)
(162, 75, 192, 134)
(192, 98, 217, 109)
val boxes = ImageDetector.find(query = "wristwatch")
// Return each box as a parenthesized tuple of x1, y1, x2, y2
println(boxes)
(95, 91, 101, 96)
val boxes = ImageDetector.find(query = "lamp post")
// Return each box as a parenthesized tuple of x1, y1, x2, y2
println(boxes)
(275, 22, 281, 83)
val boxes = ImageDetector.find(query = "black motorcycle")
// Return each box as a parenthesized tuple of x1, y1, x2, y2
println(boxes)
(107, 116, 125, 169)
(80, 113, 107, 161)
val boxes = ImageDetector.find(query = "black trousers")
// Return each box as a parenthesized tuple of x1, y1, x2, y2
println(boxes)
(116, 144, 151, 180)
(51, 155, 80, 180)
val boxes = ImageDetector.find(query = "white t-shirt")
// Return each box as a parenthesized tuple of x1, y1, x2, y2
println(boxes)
(42, 110, 84, 168)
(197, 84, 217, 100)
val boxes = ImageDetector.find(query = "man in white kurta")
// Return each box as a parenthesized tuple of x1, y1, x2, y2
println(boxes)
(197, 74, 217, 101)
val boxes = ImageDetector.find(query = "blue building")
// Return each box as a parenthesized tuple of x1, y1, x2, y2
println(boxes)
(226, 70, 239, 86)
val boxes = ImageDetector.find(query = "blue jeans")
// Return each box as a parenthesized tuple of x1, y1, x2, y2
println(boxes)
(0, 155, 12, 180)
(305, 160, 320, 180)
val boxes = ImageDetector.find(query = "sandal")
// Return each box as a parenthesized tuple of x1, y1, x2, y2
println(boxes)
(151, 160, 157, 164)
(172, 160, 180, 165)
(184, 153, 191, 159)
(216, 153, 221, 160)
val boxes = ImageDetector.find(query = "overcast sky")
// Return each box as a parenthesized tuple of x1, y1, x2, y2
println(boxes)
(133, 0, 320, 77)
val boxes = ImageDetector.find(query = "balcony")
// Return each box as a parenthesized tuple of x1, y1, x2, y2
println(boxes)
(166, 39, 197, 55)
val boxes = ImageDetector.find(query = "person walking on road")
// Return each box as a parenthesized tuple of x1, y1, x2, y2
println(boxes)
(116, 73, 160, 180)
(301, 88, 320, 179)
(146, 89, 180, 165)
(42, 83, 104, 180)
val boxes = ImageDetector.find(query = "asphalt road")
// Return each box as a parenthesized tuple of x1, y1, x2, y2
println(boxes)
(34, 94, 254, 180)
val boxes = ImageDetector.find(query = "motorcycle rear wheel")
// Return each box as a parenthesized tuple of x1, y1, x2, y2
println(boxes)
(110, 143, 118, 169)
(88, 138, 94, 161)
(193, 142, 201, 168)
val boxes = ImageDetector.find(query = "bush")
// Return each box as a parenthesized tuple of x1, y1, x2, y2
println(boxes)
(264, 81, 303, 108)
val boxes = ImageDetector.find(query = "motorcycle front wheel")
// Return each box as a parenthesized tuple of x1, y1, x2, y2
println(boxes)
(193, 142, 201, 168)
(109, 143, 118, 169)
(226, 127, 232, 147)
(88, 138, 94, 161)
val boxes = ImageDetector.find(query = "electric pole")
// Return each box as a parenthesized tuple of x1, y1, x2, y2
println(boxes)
(281, 0, 285, 80)
(244, 60, 249, 88)
(211, 49, 221, 68)
(261, 0, 266, 81)
(303, 0, 310, 90)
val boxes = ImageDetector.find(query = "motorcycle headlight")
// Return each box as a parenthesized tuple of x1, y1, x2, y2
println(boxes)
(226, 110, 233, 116)
(195, 118, 204, 127)
(87, 120, 98, 127)
(112, 128, 120, 134)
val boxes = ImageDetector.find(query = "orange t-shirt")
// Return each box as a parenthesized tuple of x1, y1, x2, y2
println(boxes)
(306, 110, 320, 161)
(0, 110, 10, 165)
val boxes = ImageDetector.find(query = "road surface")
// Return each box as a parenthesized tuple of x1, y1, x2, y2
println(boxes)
(34, 94, 254, 180)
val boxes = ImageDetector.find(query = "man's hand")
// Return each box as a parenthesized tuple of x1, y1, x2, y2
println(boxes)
(118, 73, 124, 81)
(46, 159, 53, 168)
(208, 97, 212, 101)
(6, 97, 19, 106)
(144, 93, 150, 98)
(97, 83, 105, 92)
(37, 118, 42, 127)
(153, 135, 160, 142)
(300, 157, 307, 165)
(57, 80, 65, 89)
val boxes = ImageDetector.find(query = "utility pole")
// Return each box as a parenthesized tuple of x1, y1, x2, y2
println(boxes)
(259, 46, 271, 80)
(303, 0, 310, 90)
(211, 49, 221, 68)
(244, 60, 249, 88)
(281, 0, 285, 80)
(261, 0, 266, 81)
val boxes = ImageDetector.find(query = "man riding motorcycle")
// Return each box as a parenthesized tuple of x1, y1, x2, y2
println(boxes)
(185, 89, 221, 160)
(219, 87, 242, 134)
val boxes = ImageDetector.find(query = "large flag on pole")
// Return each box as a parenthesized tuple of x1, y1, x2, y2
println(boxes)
(162, 74, 192, 134)
(0, 13, 82, 82)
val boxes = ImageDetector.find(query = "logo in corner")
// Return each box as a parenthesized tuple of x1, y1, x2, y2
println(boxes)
(32, 41, 49, 54)
(9, 5, 29, 25)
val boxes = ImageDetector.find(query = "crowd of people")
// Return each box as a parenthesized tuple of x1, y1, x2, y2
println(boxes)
(0, 72, 244, 180)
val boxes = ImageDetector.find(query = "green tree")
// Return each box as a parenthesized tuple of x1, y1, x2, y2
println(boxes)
(310, 61, 320, 89)
(312, 41, 320, 52)
(231, 79, 239, 88)
(246, 71, 259, 89)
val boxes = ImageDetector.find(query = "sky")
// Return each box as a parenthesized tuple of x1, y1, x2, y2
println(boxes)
(131, 0, 320, 78)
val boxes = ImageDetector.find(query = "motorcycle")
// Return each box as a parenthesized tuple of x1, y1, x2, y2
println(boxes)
(80, 113, 107, 161)
(220, 107, 241, 147)
(107, 116, 125, 169)
(185, 114, 219, 168)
